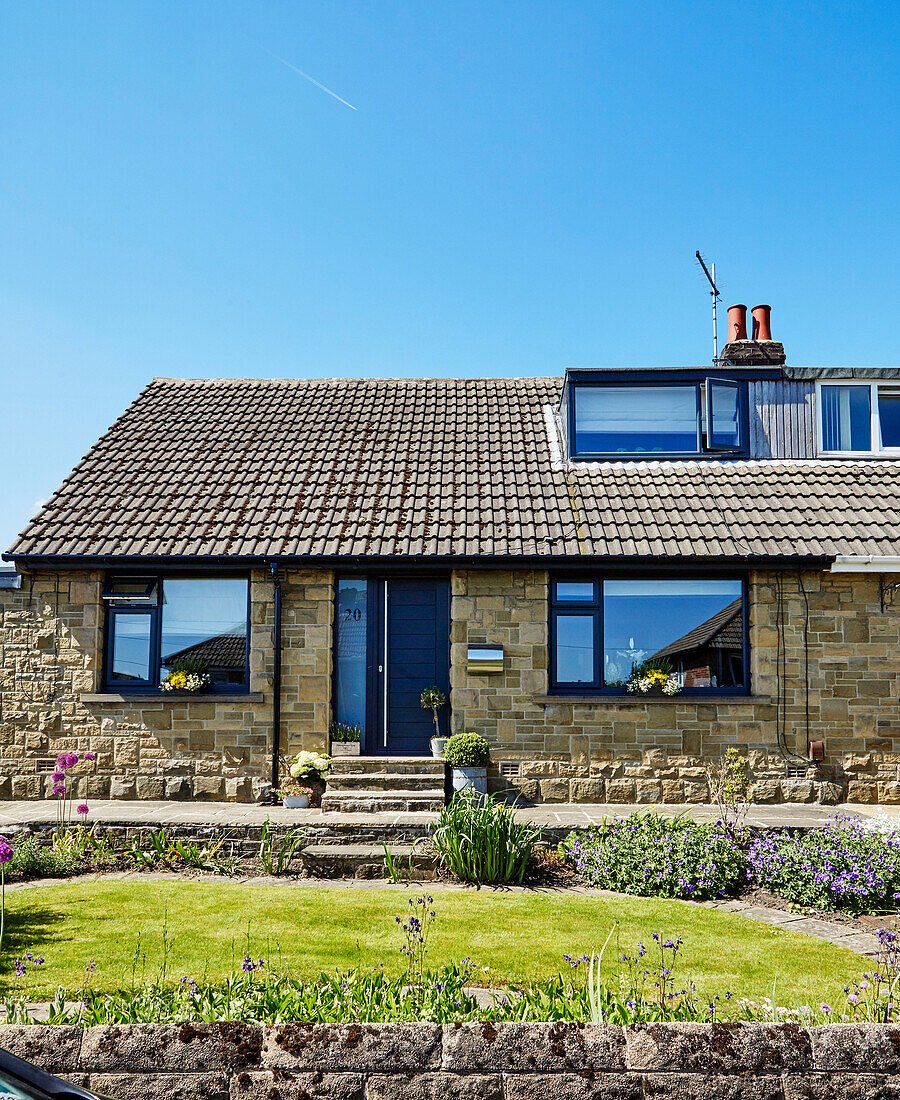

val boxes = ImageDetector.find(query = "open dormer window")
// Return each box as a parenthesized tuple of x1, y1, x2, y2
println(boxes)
(569, 378, 746, 459)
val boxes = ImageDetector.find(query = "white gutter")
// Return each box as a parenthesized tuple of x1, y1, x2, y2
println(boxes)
(830, 555, 900, 573)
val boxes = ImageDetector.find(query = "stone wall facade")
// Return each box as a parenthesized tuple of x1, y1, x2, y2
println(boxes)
(0, 569, 333, 803)
(3, 1020, 898, 1100)
(450, 568, 900, 805)
(2, 562, 899, 804)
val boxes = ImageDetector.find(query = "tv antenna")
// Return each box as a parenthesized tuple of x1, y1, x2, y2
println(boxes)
(695, 251, 721, 362)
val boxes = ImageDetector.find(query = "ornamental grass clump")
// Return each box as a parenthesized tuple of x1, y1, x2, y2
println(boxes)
(748, 813, 900, 915)
(432, 790, 542, 883)
(562, 813, 745, 900)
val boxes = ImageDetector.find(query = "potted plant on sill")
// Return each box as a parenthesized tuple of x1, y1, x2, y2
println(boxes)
(625, 659, 681, 697)
(420, 686, 448, 759)
(287, 750, 332, 806)
(275, 781, 315, 809)
(329, 721, 362, 756)
(444, 731, 490, 797)
(160, 656, 211, 694)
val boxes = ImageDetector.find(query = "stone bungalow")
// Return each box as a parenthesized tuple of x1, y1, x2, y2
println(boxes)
(4, 312, 900, 805)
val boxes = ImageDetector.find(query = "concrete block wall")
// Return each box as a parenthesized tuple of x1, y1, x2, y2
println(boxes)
(2, 1021, 898, 1100)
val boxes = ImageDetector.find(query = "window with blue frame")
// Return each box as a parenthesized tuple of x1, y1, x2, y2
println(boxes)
(570, 379, 745, 458)
(103, 574, 250, 691)
(550, 577, 747, 693)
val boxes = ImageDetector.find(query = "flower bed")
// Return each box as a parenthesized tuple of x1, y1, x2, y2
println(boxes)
(561, 813, 745, 900)
(748, 814, 900, 915)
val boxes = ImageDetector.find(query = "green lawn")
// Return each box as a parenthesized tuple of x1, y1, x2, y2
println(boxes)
(3, 880, 866, 1003)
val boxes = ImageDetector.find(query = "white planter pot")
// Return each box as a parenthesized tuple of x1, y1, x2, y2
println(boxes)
(451, 767, 488, 797)
(282, 794, 310, 809)
(431, 737, 448, 760)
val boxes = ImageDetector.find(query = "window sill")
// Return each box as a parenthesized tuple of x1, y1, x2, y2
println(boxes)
(80, 692, 264, 704)
(533, 693, 771, 706)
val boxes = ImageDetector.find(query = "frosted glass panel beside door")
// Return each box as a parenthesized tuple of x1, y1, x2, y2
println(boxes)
(335, 578, 368, 733)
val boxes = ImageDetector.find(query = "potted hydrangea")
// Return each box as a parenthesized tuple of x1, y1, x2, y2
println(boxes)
(287, 750, 331, 806)
(275, 781, 315, 809)
(444, 731, 490, 797)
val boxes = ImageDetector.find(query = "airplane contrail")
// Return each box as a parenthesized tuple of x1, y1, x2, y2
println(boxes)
(262, 47, 358, 111)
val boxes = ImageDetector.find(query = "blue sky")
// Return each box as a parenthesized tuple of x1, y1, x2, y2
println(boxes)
(2, 1, 899, 550)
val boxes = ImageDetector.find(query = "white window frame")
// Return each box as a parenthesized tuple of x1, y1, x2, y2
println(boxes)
(816, 379, 900, 457)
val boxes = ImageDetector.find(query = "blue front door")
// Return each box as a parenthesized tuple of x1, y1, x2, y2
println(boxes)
(376, 578, 450, 755)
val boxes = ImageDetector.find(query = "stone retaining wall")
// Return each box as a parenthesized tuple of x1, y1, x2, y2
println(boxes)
(2, 1021, 897, 1099)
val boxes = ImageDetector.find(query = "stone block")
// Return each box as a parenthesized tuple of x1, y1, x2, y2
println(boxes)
(642, 1072, 784, 1098)
(230, 1074, 364, 1100)
(811, 1023, 900, 1071)
(781, 780, 815, 804)
(87, 1073, 229, 1100)
(505, 1074, 640, 1100)
(109, 777, 137, 800)
(366, 1073, 500, 1100)
(136, 776, 166, 800)
(263, 1023, 441, 1072)
(193, 776, 225, 800)
(141, 710, 172, 732)
(624, 1022, 812, 1072)
(749, 781, 781, 804)
(570, 779, 605, 803)
(681, 780, 710, 804)
(165, 777, 192, 800)
(442, 1023, 626, 1073)
(847, 780, 878, 804)
(0, 1024, 82, 1072)
(538, 779, 570, 803)
(226, 777, 254, 802)
(635, 780, 661, 804)
(817, 782, 845, 805)
(879, 782, 900, 805)
(660, 780, 684, 803)
(79, 1022, 263, 1071)
(605, 779, 636, 803)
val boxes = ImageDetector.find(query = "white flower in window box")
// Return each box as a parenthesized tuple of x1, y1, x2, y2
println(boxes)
(160, 658, 211, 693)
(625, 661, 681, 696)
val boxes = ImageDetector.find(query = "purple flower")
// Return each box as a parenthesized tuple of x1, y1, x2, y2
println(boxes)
(0, 838, 13, 865)
(84, 752, 96, 761)
(76, 803, 89, 816)
(53, 785, 66, 797)
(51, 771, 65, 782)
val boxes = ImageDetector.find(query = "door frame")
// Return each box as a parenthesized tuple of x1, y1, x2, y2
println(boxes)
(332, 573, 450, 757)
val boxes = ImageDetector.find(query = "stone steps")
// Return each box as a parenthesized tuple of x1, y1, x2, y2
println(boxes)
(300, 842, 438, 879)
(329, 757, 444, 777)
(323, 755, 447, 814)
(327, 772, 442, 792)
(320, 790, 445, 814)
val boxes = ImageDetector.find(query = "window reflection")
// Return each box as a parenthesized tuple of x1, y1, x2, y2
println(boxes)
(160, 577, 248, 685)
(603, 579, 743, 689)
(574, 385, 699, 454)
(555, 615, 595, 683)
(110, 614, 152, 682)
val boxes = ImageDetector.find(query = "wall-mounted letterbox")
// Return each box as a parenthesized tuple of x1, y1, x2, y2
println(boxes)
(467, 644, 504, 673)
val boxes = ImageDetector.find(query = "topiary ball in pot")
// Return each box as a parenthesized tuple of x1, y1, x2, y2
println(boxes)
(444, 731, 491, 797)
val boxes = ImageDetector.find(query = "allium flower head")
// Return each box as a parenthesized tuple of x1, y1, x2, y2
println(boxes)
(53, 785, 66, 797)
(76, 803, 89, 816)
(84, 752, 96, 761)
(0, 838, 14, 864)
(51, 771, 65, 783)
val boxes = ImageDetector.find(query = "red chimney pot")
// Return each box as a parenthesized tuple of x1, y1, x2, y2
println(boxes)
(727, 304, 748, 342)
(752, 304, 772, 341)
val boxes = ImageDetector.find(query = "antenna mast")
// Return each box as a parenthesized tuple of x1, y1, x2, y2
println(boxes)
(695, 250, 721, 362)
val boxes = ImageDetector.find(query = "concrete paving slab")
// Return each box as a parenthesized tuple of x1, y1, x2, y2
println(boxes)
(0, 799, 888, 831)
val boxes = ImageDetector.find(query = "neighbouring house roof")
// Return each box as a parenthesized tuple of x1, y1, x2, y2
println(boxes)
(162, 633, 246, 669)
(7, 376, 900, 563)
(650, 599, 743, 661)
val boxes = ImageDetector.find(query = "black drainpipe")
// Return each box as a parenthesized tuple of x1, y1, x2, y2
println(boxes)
(269, 561, 282, 794)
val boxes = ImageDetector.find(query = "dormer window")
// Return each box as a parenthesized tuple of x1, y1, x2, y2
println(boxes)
(568, 377, 746, 459)
(818, 381, 900, 455)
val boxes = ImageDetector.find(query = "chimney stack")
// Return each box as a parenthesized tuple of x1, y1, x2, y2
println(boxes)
(727, 304, 748, 342)
(720, 301, 785, 366)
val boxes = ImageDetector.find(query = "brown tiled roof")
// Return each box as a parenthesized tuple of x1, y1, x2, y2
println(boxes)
(651, 599, 743, 660)
(162, 633, 246, 669)
(8, 376, 900, 561)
